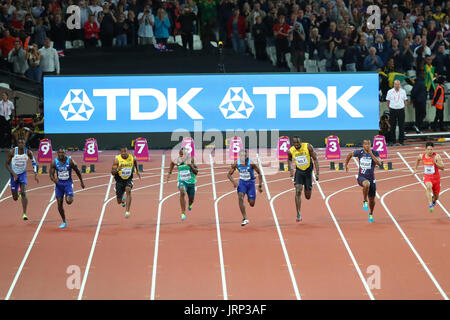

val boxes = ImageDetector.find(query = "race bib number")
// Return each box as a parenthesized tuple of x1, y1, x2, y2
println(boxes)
(360, 157, 372, 170)
(179, 170, 191, 181)
(239, 171, 251, 181)
(424, 165, 435, 175)
(58, 170, 69, 180)
(121, 167, 132, 178)
(295, 156, 308, 166)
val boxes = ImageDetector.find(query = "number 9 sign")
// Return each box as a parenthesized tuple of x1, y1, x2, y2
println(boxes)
(83, 138, 99, 162)
(38, 139, 53, 163)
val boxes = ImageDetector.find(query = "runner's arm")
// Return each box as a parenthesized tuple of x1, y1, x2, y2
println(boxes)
(227, 162, 237, 187)
(308, 143, 319, 180)
(344, 151, 353, 172)
(435, 154, 445, 170)
(28, 149, 39, 182)
(111, 157, 119, 176)
(5, 149, 16, 178)
(49, 159, 58, 184)
(287, 149, 294, 177)
(70, 158, 85, 188)
(134, 158, 141, 179)
(368, 149, 381, 166)
(189, 158, 198, 175)
(166, 161, 175, 182)
(414, 154, 421, 174)
(252, 163, 263, 192)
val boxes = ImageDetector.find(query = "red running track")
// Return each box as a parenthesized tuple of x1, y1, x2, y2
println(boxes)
(0, 145, 449, 299)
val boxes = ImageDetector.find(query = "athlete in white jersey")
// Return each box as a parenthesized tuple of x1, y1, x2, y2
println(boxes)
(5, 138, 39, 220)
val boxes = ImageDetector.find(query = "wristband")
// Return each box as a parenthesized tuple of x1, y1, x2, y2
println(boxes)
(32, 159, 37, 173)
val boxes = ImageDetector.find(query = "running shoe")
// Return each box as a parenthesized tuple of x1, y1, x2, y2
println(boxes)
(59, 222, 67, 229)
(241, 219, 249, 226)
(368, 213, 374, 223)
(181, 213, 186, 220)
(125, 211, 130, 218)
(432, 201, 437, 207)
(429, 204, 434, 213)
(188, 204, 192, 211)
(121, 195, 126, 207)
(363, 200, 369, 211)
(22, 213, 28, 221)
(296, 212, 302, 222)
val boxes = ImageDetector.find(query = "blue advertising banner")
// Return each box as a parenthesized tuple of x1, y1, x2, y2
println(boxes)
(44, 73, 379, 133)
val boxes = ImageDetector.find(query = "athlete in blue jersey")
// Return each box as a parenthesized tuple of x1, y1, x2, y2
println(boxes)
(49, 148, 85, 229)
(344, 139, 381, 223)
(5, 138, 39, 220)
(227, 150, 263, 226)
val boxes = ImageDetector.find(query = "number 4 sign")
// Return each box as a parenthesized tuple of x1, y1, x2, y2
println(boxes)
(134, 137, 150, 161)
(278, 136, 291, 160)
(38, 139, 53, 163)
(373, 135, 388, 159)
(83, 138, 99, 162)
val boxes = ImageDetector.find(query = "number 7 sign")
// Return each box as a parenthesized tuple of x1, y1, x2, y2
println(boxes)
(134, 137, 149, 161)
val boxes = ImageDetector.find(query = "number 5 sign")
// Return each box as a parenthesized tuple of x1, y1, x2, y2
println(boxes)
(134, 137, 150, 161)
(228, 136, 243, 161)
(38, 139, 53, 163)
(373, 135, 388, 159)
(181, 137, 195, 157)
(83, 138, 99, 162)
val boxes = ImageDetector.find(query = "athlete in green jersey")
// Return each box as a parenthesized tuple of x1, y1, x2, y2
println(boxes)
(167, 147, 198, 220)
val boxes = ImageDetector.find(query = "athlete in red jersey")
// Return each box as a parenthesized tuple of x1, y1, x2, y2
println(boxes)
(413, 142, 445, 212)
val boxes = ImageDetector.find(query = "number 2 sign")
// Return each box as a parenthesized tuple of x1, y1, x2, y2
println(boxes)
(38, 139, 53, 163)
(83, 138, 99, 162)
(373, 135, 387, 159)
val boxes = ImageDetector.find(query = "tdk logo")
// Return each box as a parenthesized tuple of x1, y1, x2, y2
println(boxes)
(59, 86, 363, 121)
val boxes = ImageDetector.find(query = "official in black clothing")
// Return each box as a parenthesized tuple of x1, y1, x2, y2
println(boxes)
(410, 72, 427, 133)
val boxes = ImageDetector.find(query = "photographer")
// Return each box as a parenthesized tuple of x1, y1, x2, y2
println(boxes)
(25, 43, 42, 82)
(178, 5, 197, 50)
(8, 39, 28, 76)
(379, 111, 391, 141)
(289, 21, 306, 72)
(0, 92, 15, 149)
(137, 6, 154, 45)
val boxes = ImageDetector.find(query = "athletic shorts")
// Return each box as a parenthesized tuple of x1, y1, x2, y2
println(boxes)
(357, 176, 376, 198)
(115, 177, 133, 199)
(55, 180, 74, 198)
(178, 181, 196, 198)
(424, 175, 441, 195)
(294, 169, 313, 191)
(10, 172, 27, 192)
(237, 180, 256, 200)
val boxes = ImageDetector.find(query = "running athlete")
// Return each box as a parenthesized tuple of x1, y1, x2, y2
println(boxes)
(287, 136, 319, 222)
(227, 149, 263, 226)
(5, 138, 39, 220)
(344, 139, 381, 223)
(413, 142, 445, 212)
(166, 148, 198, 220)
(111, 147, 141, 218)
(49, 148, 85, 229)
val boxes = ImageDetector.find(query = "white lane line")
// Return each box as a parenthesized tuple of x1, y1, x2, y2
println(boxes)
(256, 153, 271, 200)
(210, 154, 217, 200)
(398, 152, 450, 218)
(380, 177, 450, 300)
(444, 151, 450, 160)
(0, 180, 10, 199)
(159, 154, 165, 201)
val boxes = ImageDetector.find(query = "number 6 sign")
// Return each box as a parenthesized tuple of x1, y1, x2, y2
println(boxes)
(134, 137, 150, 161)
(83, 138, 99, 162)
(373, 135, 388, 159)
(38, 139, 53, 163)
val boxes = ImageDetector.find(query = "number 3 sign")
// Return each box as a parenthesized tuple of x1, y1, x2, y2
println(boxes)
(325, 136, 341, 160)
(83, 138, 99, 162)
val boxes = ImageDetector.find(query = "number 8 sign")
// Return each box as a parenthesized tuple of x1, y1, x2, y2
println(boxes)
(38, 139, 53, 163)
(83, 138, 99, 162)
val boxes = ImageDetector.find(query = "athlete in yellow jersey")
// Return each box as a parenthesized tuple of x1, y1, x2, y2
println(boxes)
(287, 136, 320, 222)
(111, 147, 141, 218)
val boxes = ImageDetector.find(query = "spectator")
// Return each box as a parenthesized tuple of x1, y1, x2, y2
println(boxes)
(388, 38, 402, 71)
(23, 13, 35, 39)
(137, 6, 154, 45)
(364, 46, 384, 71)
(154, 8, 171, 45)
(410, 72, 427, 133)
(433, 5, 446, 24)
(32, 17, 50, 48)
(11, 118, 31, 147)
(307, 27, 321, 62)
(342, 41, 358, 72)
(252, 15, 266, 60)
(32, 0, 45, 19)
(289, 21, 306, 72)
(0, 92, 14, 148)
(248, 2, 266, 35)
(379, 112, 391, 142)
(8, 39, 28, 75)
(273, 14, 289, 68)
(50, 14, 67, 51)
(125, 10, 138, 47)
(386, 80, 408, 146)
(218, 0, 234, 46)
(431, 77, 446, 131)
(29, 102, 44, 149)
(84, 14, 100, 47)
(356, 36, 369, 71)
(323, 40, 339, 72)
(430, 31, 449, 54)
(410, 35, 422, 52)
(178, 5, 196, 50)
(98, 4, 116, 47)
(25, 43, 42, 82)
(0, 29, 17, 58)
(227, 8, 246, 55)
(434, 44, 447, 76)
(413, 37, 431, 59)
(400, 38, 415, 72)
(374, 34, 388, 64)
(198, 0, 219, 50)
(424, 55, 437, 98)
(39, 37, 60, 79)
(263, 7, 277, 47)
(114, 13, 128, 47)
(88, 0, 103, 24)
